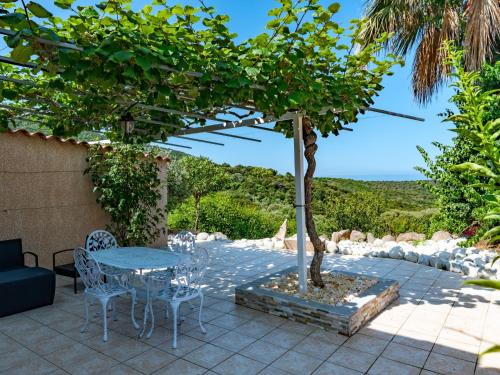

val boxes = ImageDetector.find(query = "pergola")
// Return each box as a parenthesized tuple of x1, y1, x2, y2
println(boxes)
(0, 27, 425, 292)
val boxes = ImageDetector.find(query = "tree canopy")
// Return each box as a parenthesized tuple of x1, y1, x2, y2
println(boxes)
(0, 0, 400, 140)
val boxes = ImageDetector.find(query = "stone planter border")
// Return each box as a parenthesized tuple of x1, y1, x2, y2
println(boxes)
(235, 266, 399, 336)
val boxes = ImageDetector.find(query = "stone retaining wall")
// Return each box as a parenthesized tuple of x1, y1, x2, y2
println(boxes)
(235, 267, 399, 336)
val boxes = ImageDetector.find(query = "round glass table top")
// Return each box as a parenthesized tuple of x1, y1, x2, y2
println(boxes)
(91, 247, 189, 270)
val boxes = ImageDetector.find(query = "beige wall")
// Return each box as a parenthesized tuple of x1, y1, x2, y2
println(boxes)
(0, 131, 168, 268)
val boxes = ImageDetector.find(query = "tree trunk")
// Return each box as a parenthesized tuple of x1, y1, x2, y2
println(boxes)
(303, 118, 325, 288)
(194, 194, 201, 232)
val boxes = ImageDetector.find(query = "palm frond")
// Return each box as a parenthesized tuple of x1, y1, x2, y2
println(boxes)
(464, 0, 500, 70)
(360, 0, 428, 56)
(412, 25, 447, 104)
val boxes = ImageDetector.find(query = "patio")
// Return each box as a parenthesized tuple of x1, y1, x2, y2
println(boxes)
(1, 242, 499, 375)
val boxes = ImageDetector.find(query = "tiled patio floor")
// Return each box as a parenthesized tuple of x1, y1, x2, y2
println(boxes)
(1, 242, 499, 375)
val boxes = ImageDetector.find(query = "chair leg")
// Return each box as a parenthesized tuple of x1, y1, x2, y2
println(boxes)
(100, 297, 109, 342)
(130, 290, 139, 329)
(171, 301, 180, 349)
(112, 298, 118, 321)
(198, 293, 207, 334)
(81, 294, 90, 333)
(147, 304, 155, 339)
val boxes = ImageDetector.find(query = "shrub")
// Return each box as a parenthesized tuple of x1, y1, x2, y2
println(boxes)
(318, 192, 387, 236)
(86, 144, 165, 246)
(381, 208, 438, 236)
(169, 192, 282, 239)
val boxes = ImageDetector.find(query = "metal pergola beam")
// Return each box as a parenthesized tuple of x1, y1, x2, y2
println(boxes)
(365, 107, 425, 122)
(137, 104, 229, 123)
(171, 135, 224, 146)
(209, 131, 261, 142)
(136, 118, 184, 129)
(151, 141, 192, 150)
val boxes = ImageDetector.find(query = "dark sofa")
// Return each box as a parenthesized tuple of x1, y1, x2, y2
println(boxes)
(0, 239, 56, 317)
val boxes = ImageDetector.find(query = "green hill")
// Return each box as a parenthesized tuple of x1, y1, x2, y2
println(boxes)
(168, 158, 437, 239)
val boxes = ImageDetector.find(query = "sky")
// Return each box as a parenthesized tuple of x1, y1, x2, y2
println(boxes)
(44, 0, 457, 180)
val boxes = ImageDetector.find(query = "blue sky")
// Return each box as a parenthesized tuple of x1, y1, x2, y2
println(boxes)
(44, 0, 457, 180)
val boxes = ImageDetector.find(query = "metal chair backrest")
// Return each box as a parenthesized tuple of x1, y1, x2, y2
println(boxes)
(172, 247, 208, 299)
(171, 231, 196, 254)
(73, 247, 105, 292)
(86, 230, 118, 252)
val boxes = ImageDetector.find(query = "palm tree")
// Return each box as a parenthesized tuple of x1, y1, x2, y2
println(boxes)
(361, 0, 500, 103)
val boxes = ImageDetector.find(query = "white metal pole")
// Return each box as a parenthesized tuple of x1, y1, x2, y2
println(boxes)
(293, 113, 307, 293)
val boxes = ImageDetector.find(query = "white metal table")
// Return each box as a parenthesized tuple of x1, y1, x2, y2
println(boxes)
(92, 247, 190, 338)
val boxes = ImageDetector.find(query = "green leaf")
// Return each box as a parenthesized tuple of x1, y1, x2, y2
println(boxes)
(289, 91, 307, 106)
(481, 345, 500, 356)
(328, 3, 341, 13)
(54, 0, 73, 9)
(27, 2, 53, 18)
(2, 88, 17, 100)
(0, 12, 25, 25)
(10, 45, 33, 63)
(136, 55, 152, 71)
(5, 31, 21, 48)
(452, 162, 497, 178)
(109, 51, 133, 63)
(244, 67, 259, 77)
(464, 279, 500, 290)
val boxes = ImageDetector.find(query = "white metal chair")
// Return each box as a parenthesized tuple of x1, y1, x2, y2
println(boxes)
(143, 248, 208, 348)
(73, 247, 139, 342)
(85, 230, 118, 252)
(171, 231, 196, 255)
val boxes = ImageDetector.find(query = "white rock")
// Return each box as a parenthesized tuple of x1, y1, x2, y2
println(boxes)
(474, 257, 487, 267)
(350, 230, 366, 242)
(389, 246, 404, 259)
(373, 239, 384, 247)
(342, 248, 353, 255)
(326, 241, 338, 253)
(382, 234, 395, 242)
(384, 240, 398, 249)
(431, 231, 453, 241)
(418, 254, 430, 266)
(437, 251, 451, 261)
(273, 239, 284, 249)
(462, 263, 479, 277)
(448, 261, 463, 273)
(263, 239, 274, 248)
(207, 234, 216, 241)
(213, 232, 228, 241)
(404, 251, 419, 263)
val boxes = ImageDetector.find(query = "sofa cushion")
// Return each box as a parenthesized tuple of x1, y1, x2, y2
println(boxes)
(0, 266, 53, 284)
(0, 266, 56, 317)
(0, 239, 23, 270)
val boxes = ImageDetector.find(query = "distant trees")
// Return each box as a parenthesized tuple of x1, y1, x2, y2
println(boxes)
(168, 156, 226, 232)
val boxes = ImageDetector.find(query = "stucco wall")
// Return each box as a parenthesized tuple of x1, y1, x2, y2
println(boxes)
(0, 131, 169, 268)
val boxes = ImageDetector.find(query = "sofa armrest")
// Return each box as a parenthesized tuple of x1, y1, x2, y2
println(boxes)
(52, 249, 73, 268)
(23, 252, 39, 267)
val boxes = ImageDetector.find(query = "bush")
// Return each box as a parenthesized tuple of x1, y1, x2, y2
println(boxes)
(85, 144, 165, 246)
(381, 208, 438, 236)
(168, 192, 282, 239)
(317, 192, 387, 236)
